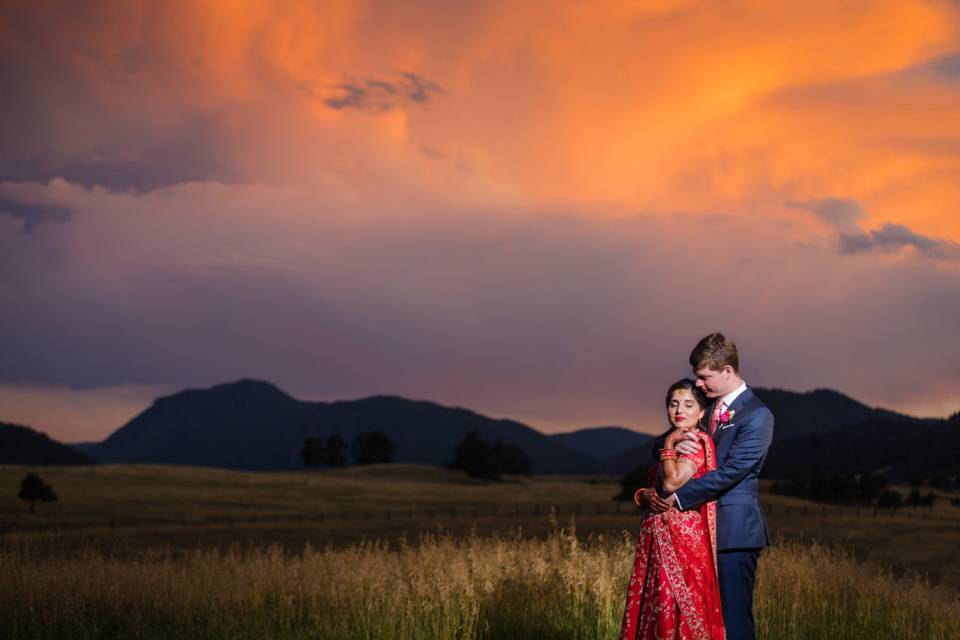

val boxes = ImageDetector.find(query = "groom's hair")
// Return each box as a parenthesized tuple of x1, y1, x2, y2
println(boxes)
(690, 333, 739, 373)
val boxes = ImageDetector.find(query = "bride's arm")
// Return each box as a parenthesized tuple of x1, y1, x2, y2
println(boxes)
(658, 431, 699, 494)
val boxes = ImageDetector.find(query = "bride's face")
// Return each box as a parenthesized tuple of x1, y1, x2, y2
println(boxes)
(667, 389, 705, 430)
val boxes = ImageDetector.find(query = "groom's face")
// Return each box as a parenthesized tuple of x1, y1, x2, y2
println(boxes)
(694, 365, 735, 398)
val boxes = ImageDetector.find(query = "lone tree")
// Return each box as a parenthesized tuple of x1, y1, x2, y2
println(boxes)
(352, 431, 395, 465)
(301, 435, 349, 467)
(18, 473, 57, 513)
(448, 431, 531, 482)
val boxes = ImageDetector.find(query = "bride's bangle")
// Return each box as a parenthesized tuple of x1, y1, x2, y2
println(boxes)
(659, 449, 677, 461)
(634, 488, 645, 506)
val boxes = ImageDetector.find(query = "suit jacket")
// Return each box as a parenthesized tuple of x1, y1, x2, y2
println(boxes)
(672, 387, 774, 550)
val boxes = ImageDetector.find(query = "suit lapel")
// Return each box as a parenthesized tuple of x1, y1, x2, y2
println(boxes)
(714, 387, 753, 458)
(725, 386, 753, 415)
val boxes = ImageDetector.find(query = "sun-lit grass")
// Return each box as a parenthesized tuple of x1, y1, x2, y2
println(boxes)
(756, 542, 960, 640)
(2, 526, 958, 640)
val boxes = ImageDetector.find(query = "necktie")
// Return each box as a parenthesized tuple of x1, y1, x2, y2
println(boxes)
(709, 400, 724, 437)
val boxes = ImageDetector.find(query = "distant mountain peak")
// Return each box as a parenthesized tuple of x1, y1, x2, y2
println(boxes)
(210, 378, 291, 395)
(154, 379, 296, 405)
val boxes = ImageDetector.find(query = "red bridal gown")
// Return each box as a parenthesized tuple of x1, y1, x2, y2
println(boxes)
(619, 432, 725, 640)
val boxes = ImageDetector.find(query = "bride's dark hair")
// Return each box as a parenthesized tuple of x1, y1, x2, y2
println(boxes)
(664, 378, 709, 412)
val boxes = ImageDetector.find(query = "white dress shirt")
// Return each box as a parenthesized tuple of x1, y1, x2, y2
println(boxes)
(717, 380, 747, 414)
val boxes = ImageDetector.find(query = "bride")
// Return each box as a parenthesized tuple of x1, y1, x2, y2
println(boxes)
(619, 379, 725, 640)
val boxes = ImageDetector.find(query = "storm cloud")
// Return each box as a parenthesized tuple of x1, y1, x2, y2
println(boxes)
(838, 223, 960, 260)
(322, 72, 443, 111)
(790, 198, 960, 261)
(1, 180, 958, 438)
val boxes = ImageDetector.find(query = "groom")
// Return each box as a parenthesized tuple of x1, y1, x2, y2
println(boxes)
(645, 333, 774, 640)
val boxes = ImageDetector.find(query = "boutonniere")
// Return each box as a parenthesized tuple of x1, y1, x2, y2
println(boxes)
(718, 409, 735, 429)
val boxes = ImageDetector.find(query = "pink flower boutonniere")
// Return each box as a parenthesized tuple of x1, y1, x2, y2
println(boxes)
(718, 409, 736, 428)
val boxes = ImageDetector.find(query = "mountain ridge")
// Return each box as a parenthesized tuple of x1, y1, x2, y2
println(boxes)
(601, 387, 947, 477)
(89, 380, 599, 473)
(6, 380, 951, 479)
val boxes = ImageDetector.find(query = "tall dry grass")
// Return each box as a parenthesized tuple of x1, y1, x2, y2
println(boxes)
(1, 523, 958, 639)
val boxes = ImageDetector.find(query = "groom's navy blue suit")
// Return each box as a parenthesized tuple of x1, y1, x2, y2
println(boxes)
(668, 387, 774, 640)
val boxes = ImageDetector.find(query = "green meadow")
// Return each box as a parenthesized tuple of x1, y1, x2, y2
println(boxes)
(1, 464, 959, 639)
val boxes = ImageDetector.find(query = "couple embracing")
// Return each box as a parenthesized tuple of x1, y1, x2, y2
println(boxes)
(619, 333, 774, 640)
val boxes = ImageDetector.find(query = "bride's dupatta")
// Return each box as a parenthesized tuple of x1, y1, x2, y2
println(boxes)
(697, 432, 720, 591)
(619, 430, 724, 640)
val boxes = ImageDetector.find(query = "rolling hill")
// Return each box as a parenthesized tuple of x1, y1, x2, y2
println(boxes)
(0, 422, 96, 465)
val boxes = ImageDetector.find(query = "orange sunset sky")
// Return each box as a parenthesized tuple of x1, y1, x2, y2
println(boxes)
(1, 0, 959, 442)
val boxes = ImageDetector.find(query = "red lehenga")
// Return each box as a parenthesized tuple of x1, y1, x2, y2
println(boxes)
(619, 432, 725, 640)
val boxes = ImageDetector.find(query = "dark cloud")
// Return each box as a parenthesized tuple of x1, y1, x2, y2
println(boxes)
(929, 53, 960, 78)
(0, 144, 230, 192)
(846, 222, 960, 260)
(0, 197, 70, 232)
(837, 231, 873, 254)
(324, 72, 443, 112)
(789, 197, 960, 261)
(399, 72, 443, 103)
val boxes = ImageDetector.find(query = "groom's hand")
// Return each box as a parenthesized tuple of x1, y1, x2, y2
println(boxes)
(674, 433, 701, 457)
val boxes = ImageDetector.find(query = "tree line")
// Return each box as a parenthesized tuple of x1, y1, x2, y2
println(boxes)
(614, 466, 942, 510)
(301, 430, 530, 482)
(301, 432, 395, 467)
(769, 474, 938, 509)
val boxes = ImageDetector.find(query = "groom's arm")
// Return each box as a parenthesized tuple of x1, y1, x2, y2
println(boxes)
(674, 408, 774, 510)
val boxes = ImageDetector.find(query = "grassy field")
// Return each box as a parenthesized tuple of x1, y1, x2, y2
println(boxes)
(0, 464, 635, 548)
(2, 463, 959, 586)
(2, 527, 959, 639)
(2, 463, 960, 638)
